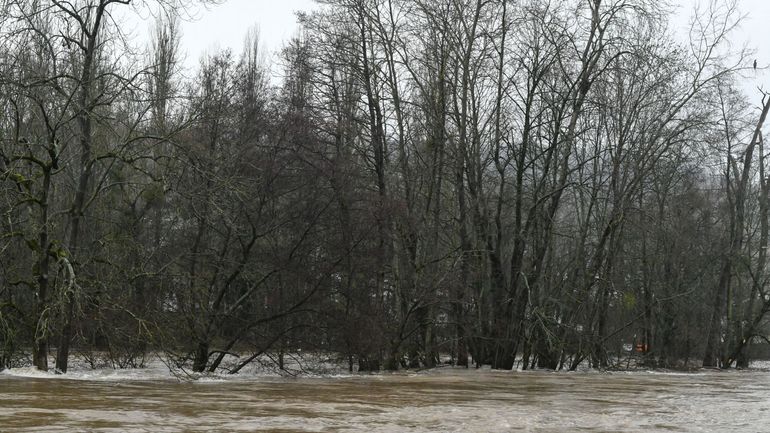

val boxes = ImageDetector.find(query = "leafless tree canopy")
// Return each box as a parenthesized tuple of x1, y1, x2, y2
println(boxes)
(1, 0, 768, 373)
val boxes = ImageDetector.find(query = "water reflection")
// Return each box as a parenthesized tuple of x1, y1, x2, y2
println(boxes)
(1, 368, 767, 432)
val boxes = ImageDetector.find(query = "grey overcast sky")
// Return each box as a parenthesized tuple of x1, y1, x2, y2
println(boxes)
(138, 0, 770, 96)
(176, 0, 316, 66)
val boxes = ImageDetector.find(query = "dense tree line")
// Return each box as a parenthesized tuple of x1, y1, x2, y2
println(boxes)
(1, 0, 770, 374)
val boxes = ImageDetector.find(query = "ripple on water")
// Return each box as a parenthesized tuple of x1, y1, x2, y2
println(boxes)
(1, 368, 770, 432)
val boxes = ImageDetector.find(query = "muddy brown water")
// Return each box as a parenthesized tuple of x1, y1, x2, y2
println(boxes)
(1, 368, 768, 432)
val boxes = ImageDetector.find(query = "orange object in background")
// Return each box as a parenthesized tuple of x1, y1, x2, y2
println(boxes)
(635, 343, 648, 353)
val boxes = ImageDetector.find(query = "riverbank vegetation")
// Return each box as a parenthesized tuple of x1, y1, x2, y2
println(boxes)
(2, 0, 770, 373)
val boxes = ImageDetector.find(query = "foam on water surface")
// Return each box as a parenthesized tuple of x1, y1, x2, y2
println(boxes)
(2, 360, 770, 432)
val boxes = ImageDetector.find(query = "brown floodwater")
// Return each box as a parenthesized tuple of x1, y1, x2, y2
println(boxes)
(1, 366, 768, 432)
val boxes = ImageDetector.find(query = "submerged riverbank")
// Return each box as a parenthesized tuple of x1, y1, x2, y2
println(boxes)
(2, 363, 769, 432)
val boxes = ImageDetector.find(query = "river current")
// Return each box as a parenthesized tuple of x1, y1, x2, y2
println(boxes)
(1, 365, 768, 432)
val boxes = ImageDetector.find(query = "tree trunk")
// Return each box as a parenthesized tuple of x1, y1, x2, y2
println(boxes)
(193, 341, 210, 373)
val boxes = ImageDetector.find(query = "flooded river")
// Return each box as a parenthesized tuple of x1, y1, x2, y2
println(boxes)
(1, 367, 768, 432)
